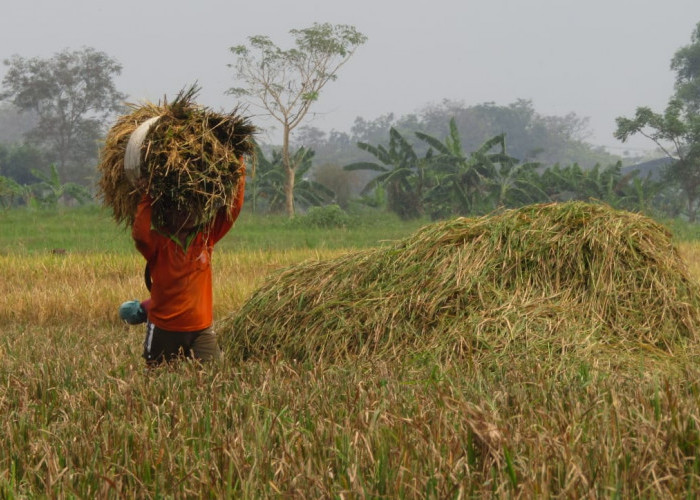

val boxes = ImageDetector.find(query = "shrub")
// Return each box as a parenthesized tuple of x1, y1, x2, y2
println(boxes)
(298, 204, 350, 228)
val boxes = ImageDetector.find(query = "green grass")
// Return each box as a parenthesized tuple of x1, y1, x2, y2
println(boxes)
(663, 217, 700, 241)
(0, 205, 427, 254)
(2, 205, 695, 257)
(0, 206, 131, 254)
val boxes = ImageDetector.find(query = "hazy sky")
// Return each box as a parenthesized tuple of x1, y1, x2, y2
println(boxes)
(2, 0, 700, 154)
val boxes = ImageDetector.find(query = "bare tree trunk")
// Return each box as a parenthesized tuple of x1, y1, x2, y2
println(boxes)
(284, 166, 295, 217)
(282, 124, 295, 217)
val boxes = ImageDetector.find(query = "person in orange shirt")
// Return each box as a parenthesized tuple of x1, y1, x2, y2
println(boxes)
(127, 166, 246, 366)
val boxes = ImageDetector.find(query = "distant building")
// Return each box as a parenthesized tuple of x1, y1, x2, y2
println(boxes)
(622, 156, 675, 181)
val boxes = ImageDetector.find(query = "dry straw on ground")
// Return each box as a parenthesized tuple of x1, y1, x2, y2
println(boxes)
(221, 202, 700, 363)
(98, 86, 255, 227)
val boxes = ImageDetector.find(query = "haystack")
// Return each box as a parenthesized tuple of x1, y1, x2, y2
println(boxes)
(220, 202, 700, 362)
(98, 86, 256, 227)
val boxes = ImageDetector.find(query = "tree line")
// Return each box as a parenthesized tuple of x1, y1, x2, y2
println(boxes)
(1, 21, 699, 221)
(246, 119, 671, 221)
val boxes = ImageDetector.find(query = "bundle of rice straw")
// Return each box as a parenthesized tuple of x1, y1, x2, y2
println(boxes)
(220, 202, 700, 362)
(98, 85, 256, 227)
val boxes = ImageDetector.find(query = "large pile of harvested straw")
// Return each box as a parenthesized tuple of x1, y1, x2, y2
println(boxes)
(98, 86, 255, 227)
(220, 202, 700, 362)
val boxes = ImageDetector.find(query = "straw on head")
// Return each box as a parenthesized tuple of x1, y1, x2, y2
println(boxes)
(98, 85, 256, 228)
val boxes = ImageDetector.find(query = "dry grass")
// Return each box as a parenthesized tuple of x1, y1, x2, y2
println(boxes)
(98, 85, 255, 228)
(1, 207, 699, 497)
(223, 202, 700, 365)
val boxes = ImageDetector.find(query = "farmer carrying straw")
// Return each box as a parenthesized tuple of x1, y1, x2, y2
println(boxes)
(130, 170, 245, 365)
(98, 85, 256, 366)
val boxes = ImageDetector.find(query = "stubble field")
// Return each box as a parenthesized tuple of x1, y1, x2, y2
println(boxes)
(1, 207, 699, 498)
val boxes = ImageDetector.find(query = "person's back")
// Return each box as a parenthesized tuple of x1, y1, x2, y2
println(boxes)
(130, 169, 245, 365)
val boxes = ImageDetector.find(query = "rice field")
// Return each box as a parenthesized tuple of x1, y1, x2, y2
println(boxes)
(1, 206, 699, 498)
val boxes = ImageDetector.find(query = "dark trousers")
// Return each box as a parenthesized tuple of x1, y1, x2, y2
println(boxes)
(143, 322, 222, 365)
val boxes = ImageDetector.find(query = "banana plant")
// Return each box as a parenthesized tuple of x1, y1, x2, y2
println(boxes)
(292, 147, 335, 210)
(540, 162, 625, 204)
(616, 171, 667, 215)
(250, 145, 334, 214)
(345, 127, 427, 219)
(248, 145, 287, 213)
(30, 164, 92, 208)
(417, 120, 500, 217)
(486, 155, 547, 208)
(0, 175, 21, 209)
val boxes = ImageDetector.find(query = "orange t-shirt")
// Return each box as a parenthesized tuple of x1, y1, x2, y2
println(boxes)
(132, 177, 245, 332)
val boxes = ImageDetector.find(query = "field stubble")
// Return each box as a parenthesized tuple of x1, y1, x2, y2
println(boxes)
(0, 242, 699, 497)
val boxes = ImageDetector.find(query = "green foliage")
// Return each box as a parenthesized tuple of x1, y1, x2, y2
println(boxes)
(671, 22, 700, 114)
(30, 164, 93, 208)
(0, 174, 22, 209)
(300, 101, 620, 185)
(248, 144, 287, 213)
(0, 142, 48, 185)
(0, 149, 93, 208)
(615, 22, 700, 221)
(249, 145, 334, 214)
(616, 172, 668, 215)
(349, 122, 552, 220)
(229, 23, 367, 216)
(346, 127, 428, 220)
(418, 118, 491, 218)
(615, 102, 688, 150)
(0, 205, 427, 254)
(291, 148, 336, 210)
(416, 99, 618, 168)
(540, 163, 621, 202)
(0, 47, 126, 185)
(297, 204, 350, 228)
(343, 115, 688, 221)
(422, 128, 547, 215)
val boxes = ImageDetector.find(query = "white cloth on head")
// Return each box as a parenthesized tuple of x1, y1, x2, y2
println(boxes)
(124, 116, 162, 184)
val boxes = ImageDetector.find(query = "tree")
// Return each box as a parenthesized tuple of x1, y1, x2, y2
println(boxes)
(616, 172, 667, 215)
(671, 23, 700, 114)
(615, 22, 700, 221)
(539, 162, 627, 205)
(228, 23, 367, 216)
(283, 147, 335, 211)
(248, 144, 287, 214)
(417, 99, 615, 168)
(0, 102, 37, 145)
(345, 128, 430, 220)
(30, 164, 92, 208)
(249, 145, 334, 214)
(0, 47, 126, 185)
(417, 119, 495, 217)
(0, 142, 48, 185)
(475, 137, 546, 209)
(0, 174, 22, 209)
(312, 162, 364, 209)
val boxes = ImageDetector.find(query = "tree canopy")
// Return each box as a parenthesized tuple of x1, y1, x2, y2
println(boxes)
(293, 100, 619, 179)
(615, 22, 700, 221)
(0, 47, 126, 185)
(228, 23, 367, 216)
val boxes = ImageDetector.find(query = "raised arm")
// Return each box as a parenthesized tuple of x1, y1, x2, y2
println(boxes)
(132, 194, 156, 260)
(209, 162, 247, 243)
